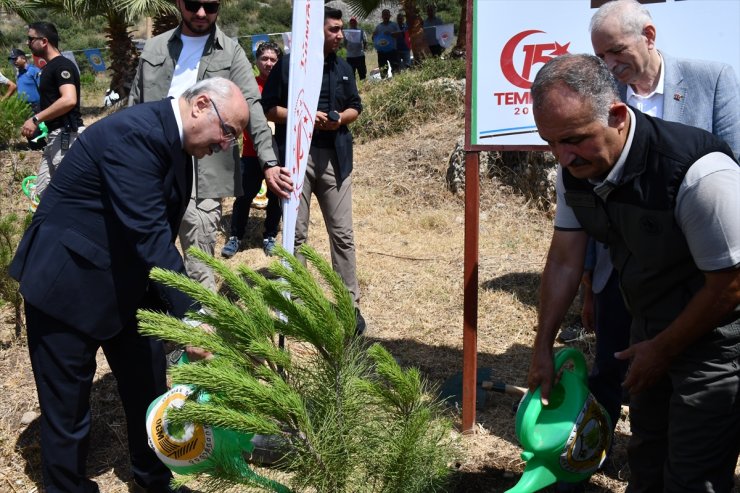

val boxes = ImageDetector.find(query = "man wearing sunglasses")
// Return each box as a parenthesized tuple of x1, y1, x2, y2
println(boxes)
(129, 0, 292, 292)
(11, 78, 249, 493)
(20, 22, 84, 200)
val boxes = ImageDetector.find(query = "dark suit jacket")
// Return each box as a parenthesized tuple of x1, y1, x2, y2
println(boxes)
(10, 98, 195, 339)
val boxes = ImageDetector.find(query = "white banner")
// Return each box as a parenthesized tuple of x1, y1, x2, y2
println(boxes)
(469, 0, 740, 148)
(281, 0, 324, 254)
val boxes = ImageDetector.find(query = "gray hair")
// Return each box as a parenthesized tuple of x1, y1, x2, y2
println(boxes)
(531, 54, 619, 125)
(181, 77, 235, 107)
(590, 0, 653, 40)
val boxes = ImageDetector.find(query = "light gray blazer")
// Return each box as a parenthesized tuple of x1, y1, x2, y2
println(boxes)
(593, 51, 740, 293)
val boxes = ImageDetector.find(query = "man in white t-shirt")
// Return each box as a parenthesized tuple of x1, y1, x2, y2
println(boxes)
(129, 0, 292, 291)
(0, 70, 18, 99)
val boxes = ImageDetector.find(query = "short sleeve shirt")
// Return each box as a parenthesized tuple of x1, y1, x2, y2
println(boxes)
(39, 56, 83, 130)
(554, 108, 740, 272)
(0, 70, 10, 85)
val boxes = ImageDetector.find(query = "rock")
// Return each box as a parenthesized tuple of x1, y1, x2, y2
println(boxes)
(21, 411, 38, 425)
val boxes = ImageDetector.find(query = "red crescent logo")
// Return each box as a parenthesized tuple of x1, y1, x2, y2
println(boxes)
(500, 29, 543, 89)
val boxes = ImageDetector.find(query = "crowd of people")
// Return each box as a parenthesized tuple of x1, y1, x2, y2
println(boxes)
(4, 0, 739, 492)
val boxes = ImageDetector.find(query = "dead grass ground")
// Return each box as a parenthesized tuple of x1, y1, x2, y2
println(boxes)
(1, 108, 738, 492)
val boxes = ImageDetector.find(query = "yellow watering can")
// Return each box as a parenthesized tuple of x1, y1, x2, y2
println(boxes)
(507, 347, 612, 492)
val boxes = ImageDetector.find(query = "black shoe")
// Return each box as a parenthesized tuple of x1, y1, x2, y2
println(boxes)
(355, 307, 366, 336)
(130, 480, 193, 493)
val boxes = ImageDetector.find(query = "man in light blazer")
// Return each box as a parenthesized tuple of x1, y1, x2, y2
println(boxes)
(10, 78, 249, 493)
(578, 0, 740, 489)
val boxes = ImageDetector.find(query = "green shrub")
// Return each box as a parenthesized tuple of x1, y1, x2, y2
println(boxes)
(0, 211, 32, 339)
(0, 96, 33, 147)
(353, 57, 465, 142)
(138, 245, 459, 493)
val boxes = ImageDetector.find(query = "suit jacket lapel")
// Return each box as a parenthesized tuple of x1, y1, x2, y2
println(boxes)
(661, 52, 686, 123)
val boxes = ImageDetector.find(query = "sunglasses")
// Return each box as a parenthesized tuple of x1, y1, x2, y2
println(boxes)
(183, 0, 220, 14)
(27, 36, 45, 44)
(210, 99, 237, 152)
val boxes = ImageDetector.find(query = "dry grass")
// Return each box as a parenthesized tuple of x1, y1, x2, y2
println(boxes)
(1, 103, 738, 493)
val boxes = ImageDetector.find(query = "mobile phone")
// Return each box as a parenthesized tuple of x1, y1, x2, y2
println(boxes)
(60, 131, 70, 151)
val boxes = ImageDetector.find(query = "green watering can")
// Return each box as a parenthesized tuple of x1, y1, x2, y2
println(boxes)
(145, 354, 291, 492)
(507, 348, 612, 492)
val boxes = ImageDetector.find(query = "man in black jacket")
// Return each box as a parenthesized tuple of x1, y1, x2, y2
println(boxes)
(262, 6, 366, 334)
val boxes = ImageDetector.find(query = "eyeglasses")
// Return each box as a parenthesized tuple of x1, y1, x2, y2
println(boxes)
(183, 0, 220, 14)
(27, 36, 44, 44)
(210, 99, 237, 151)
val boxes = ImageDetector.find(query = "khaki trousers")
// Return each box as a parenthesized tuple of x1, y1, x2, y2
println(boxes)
(295, 146, 359, 305)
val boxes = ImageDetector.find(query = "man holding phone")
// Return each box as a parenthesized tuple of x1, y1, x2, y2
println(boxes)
(262, 6, 367, 335)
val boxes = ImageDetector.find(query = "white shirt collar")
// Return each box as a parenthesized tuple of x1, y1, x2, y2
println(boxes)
(170, 97, 184, 148)
(625, 52, 665, 117)
(592, 107, 637, 199)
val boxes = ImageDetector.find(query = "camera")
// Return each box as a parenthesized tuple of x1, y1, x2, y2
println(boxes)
(327, 110, 340, 122)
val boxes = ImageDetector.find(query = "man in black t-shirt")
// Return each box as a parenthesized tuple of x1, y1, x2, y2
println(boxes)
(21, 22, 84, 200)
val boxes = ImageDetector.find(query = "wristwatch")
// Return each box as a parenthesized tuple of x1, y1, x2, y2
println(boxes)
(32, 115, 40, 125)
(263, 160, 279, 170)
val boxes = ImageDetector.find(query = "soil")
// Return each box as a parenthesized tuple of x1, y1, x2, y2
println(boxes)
(1, 102, 737, 492)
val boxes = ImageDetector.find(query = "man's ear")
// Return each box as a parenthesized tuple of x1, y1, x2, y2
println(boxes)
(608, 102, 628, 130)
(192, 94, 210, 117)
(642, 23, 657, 48)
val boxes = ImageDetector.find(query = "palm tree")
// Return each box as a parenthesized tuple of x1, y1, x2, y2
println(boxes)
(27, 0, 177, 97)
(0, 0, 33, 19)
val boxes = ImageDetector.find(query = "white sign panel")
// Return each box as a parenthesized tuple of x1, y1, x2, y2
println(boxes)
(469, 0, 740, 148)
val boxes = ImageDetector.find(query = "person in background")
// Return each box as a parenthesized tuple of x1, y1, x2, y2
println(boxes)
(0, 69, 18, 100)
(372, 9, 400, 78)
(262, 6, 367, 335)
(9, 48, 41, 113)
(129, 0, 291, 291)
(11, 77, 250, 493)
(395, 12, 412, 69)
(344, 16, 368, 80)
(528, 54, 740, 492)
(20, 22, 84, 200)
(423, 4, 444, 57)
(222, 41, 284, 258)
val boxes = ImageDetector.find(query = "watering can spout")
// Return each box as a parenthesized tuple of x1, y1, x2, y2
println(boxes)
(504, 458, 557, 492)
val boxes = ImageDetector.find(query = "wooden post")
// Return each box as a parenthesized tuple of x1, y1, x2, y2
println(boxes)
(462, 150, 479, 433)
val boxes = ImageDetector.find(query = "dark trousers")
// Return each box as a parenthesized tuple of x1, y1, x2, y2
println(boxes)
(377, 51, 400, 77)
(26, 303, 172, 493)
(588, 270, 631, 431)
(346, 55, 367, 80)
(429, 44, 444, 57)
(230, 156, 282, 240)
(627, 320, 740, 492)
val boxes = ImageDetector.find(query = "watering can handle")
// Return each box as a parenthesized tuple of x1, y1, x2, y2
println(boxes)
(553, 347, 588, 380)
(516, 348, 587, 445)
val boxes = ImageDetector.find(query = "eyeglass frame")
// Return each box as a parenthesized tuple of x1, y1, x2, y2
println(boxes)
(182, 0, 220, 15)
(210, 99, 238, 149)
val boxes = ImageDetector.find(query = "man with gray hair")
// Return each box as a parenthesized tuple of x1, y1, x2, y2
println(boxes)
(527, 54, 740, 491)
(11, 78, 249, 493)
(570, 0, 740, 458)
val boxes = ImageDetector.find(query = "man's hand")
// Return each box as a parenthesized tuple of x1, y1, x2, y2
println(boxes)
(616, 338, 669, 394)
(527, 347, 555, 405)
(264, 166, 293, 199)
(315, 111, 341, 131)
(185, 345, 213, 361)
(21, 118, 37, 139)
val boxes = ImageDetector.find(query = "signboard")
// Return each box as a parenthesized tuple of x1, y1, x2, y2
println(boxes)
(468, 0, 740, 149)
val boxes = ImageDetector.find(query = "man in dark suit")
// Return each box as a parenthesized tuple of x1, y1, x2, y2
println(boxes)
(10, 77, 249, 493)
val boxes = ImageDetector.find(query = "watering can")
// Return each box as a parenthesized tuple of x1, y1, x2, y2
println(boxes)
(145, 356, 292, 493)
(145, 383, 256, 475)
(506, 348, 612, 492)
